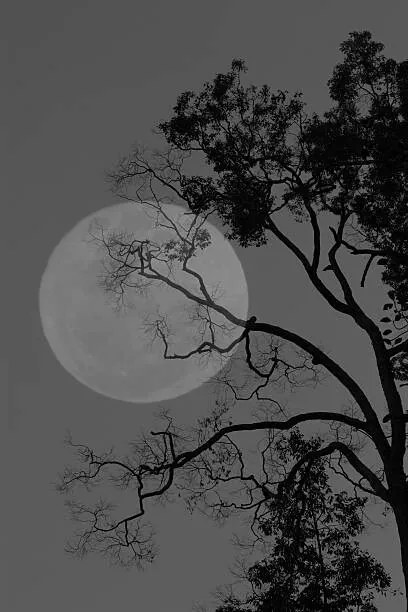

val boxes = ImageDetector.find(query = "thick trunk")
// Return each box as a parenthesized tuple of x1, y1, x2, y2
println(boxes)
(392, 494, 408, 610)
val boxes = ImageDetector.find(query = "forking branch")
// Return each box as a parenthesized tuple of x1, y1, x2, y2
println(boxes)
(87, 198, 215, 308)
(88, 197, 245, 363)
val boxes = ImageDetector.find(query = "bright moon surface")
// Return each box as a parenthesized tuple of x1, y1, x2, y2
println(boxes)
(39, 201, 248, 403)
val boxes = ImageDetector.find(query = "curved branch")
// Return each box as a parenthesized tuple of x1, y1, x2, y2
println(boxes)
(165, 411, 371, 469)
(249, 321, 388, 454)
(280, 440, 389, 502)
(361, 254, 375, 287)
(388, 338, 408, 358)
(341, 240, 407, 264)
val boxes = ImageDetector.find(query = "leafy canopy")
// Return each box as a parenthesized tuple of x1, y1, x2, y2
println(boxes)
(214, 430, 392, 612)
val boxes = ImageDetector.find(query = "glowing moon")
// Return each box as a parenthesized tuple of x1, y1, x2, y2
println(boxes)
(39, 201, 248, 403)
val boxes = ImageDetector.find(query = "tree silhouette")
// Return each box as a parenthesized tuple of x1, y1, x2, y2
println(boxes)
(213, 430, 392, 612)
(56, 31, 408, 607)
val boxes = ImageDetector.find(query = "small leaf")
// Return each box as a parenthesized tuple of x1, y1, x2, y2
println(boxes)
(387, 290, 395, 299)
(383, 303, 393, 310)
(383, 329, 392, 336)
(393, 338, 403, 344)
(395, 313, 401, 321)
(377, 258, 388, 265)
(380, 317, 391, 323)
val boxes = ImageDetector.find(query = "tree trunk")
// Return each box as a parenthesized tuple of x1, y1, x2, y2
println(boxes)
(392, 493, 408, 610)
(311, 507, 328, 609)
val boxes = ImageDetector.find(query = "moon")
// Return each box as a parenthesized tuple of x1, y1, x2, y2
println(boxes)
(39, 201, 248, 403)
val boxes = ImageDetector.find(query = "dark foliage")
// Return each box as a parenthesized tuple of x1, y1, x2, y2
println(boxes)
(158, 60, 305, 247)
(303, 31, 408, 311)
(214, 431, 391, 612)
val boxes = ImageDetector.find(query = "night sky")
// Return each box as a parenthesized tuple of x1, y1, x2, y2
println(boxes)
(8, 2, 407, 610)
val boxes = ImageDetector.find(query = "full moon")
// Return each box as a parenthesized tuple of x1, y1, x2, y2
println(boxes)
(39, 201, 248, 403)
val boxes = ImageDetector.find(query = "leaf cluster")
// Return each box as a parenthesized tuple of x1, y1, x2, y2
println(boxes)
(303, 31, 408, 310)
(214, 430, 392, 612)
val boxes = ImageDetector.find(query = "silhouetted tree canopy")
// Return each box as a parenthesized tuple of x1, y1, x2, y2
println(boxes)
(158, 31, 407, 310)
(213, 430, 392, 612)
(304, 33, 408, 311)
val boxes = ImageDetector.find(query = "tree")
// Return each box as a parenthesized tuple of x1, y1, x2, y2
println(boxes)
(213, 429, 392, 612)
(56, 31, 408, 606)
(300, 31, 408, 388)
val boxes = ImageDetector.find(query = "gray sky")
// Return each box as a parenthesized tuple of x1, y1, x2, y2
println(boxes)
(8, 2, 407, 610)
